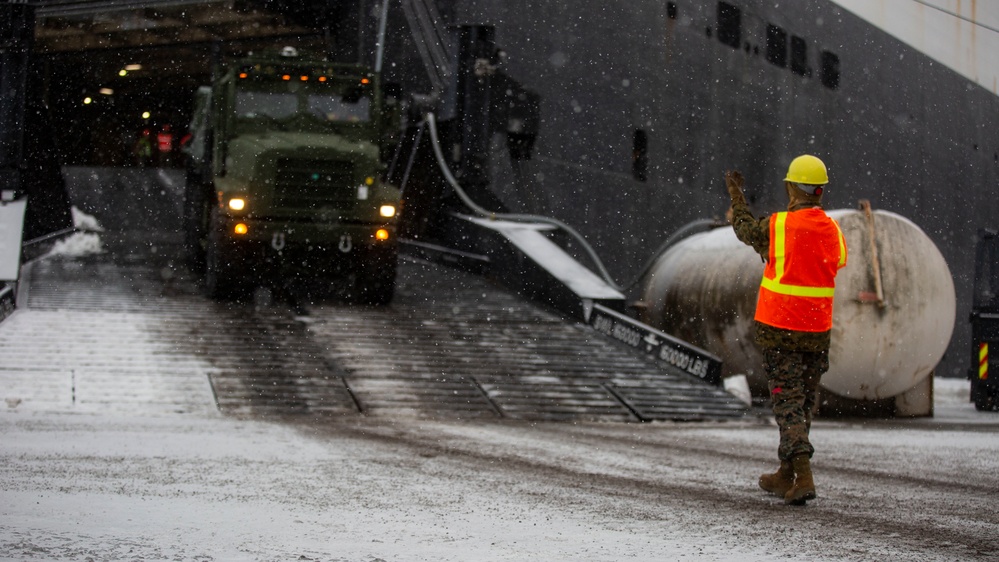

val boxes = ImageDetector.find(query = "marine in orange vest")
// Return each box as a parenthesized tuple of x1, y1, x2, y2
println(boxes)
(726, 154, 847, 506)
(157, 124, 174, 167)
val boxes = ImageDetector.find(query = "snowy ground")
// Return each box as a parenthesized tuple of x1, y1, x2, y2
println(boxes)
(1, 376, 997, 561)
(3, 209, 998, 560)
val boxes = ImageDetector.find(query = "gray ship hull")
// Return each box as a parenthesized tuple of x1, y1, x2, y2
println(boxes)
(379, 0, 999, 378)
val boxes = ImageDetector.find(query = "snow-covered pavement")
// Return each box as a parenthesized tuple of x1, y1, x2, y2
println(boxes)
(2, 227, 997, 560)
(1, 377, 997, 561)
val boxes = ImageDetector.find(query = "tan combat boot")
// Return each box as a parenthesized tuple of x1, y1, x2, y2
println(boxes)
(758, 460, 794, 497)
(784, 454, 816, 505)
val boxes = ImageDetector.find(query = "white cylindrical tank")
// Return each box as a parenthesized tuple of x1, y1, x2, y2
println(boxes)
(638, 209, 955, 400)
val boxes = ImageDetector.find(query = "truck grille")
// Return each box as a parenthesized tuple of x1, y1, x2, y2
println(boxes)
(274, 158, 355, 209)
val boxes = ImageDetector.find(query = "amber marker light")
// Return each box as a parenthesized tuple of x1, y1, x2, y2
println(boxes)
(361, 78, 370, 84)
(300, 75, 309, 81)
(234, 223, 248, 235)
(228, 198, 246, 211)
(239, 72, 248, 79)
(318, 76, 327, 82)
(282, 74, 291, 81)
(379, 205, 396, 218)
(375, 228, 390, 240)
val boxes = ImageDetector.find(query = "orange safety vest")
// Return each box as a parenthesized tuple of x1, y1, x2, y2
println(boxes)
(157, 132, 173, 153)
(754, 209, 847, 332)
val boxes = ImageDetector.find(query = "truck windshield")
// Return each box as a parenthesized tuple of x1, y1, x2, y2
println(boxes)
(236, 91, 297, 120)
(235, 83, 371, 124)
(308, 94, 370, 123)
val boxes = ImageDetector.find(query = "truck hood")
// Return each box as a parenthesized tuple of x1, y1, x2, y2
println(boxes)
(225, 132, 380, 182)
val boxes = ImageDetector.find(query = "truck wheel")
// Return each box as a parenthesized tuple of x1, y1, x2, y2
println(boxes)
(205, 218, 249, 301)
(183, 169, 209, 273)
(359, 274, 396, 305)
(357, 251, 397, 305)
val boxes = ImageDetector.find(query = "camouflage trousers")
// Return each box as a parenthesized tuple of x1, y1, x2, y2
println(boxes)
(762, 347, 829, 461)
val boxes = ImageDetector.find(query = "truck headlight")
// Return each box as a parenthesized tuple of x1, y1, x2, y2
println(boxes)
(228, 197, 246, 211)
(376, 228, 390, 240)
(379, 205, 396, 218)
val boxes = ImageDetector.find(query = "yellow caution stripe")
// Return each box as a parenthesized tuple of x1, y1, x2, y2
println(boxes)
(980, 342, 989, 380)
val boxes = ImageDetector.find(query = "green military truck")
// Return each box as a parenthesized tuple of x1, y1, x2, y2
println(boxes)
(183, 46, 400, 303)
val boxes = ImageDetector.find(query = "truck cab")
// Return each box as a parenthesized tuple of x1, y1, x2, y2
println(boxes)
(183, 47, 400, 303)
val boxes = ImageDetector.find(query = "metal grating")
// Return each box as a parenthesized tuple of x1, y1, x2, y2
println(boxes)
(307, 257, 748, 422)
(11, 233, 747, 422)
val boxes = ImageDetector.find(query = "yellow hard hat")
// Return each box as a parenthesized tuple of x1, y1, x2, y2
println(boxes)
(784, 154, 829, 186)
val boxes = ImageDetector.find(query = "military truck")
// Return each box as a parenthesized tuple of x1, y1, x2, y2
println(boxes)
(183, 47, 400, 303)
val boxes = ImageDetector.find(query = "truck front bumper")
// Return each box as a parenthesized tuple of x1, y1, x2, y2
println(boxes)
(215, 217, 397, 279)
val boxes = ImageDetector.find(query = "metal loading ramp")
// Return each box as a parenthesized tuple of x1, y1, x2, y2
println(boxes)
(6, 232, 746, 421)
(288, 258, 747, 422)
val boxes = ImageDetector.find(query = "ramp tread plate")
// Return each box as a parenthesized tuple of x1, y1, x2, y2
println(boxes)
(12, 235, 746, 421)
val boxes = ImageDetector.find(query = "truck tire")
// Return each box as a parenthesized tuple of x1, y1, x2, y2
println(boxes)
(359, 273, 396, 305)
(183, 167, 209, 273)
(356, 250, 397, 305)
(205, 214, 250, 301)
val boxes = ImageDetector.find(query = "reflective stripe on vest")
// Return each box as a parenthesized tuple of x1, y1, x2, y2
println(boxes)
(754, 210, 847, 332)
(834, 220, 847, 268)
(759, 213, 840, 298)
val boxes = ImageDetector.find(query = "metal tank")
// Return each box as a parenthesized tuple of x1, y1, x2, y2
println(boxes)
(638, 209, 956, 401)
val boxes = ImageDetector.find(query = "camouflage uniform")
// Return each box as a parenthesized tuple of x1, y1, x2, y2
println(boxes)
(731, 198, 830, 461)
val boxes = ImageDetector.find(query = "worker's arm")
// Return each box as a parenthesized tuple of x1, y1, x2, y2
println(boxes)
(725, 171, 770, 258)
